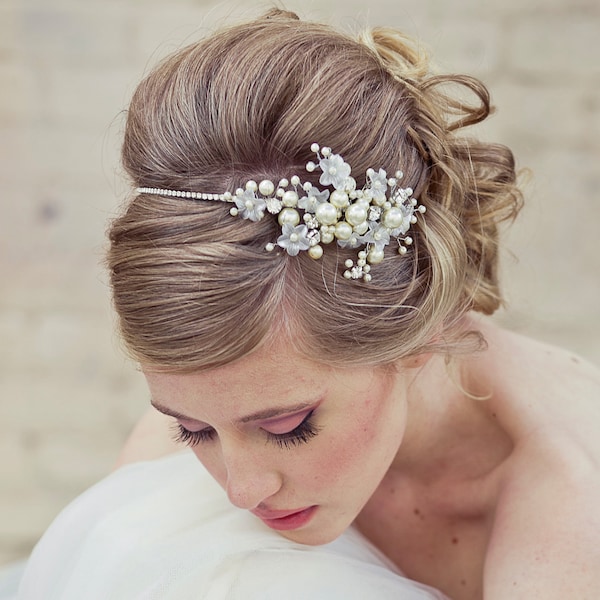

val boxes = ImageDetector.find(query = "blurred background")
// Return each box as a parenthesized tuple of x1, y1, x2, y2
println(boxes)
(1, 0, 599, 567)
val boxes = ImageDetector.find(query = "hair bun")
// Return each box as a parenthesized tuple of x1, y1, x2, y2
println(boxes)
(262, 8, 300, 22)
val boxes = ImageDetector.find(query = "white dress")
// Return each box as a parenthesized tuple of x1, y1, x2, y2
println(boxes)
(18, 452, 448, 599)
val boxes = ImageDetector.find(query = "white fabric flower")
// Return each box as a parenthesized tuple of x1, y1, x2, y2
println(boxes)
(319, 154, 351, 189)
(298, 187, 330, 213)
(362, 223, 391, 251)
(234, 190, 267, 222)
(367, 169, 388, 203)
(277, 224, 311, 256)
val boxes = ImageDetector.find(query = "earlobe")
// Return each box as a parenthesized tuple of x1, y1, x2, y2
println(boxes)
(399, 353, 433, 370)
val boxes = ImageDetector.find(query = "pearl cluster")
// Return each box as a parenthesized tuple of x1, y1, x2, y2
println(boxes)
(136, 144, 425, 282)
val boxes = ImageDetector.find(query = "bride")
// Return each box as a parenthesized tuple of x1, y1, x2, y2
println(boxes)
(19, 9, 600, 600)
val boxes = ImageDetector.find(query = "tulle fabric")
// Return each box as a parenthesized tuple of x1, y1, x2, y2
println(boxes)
(18, 451, 448, 599)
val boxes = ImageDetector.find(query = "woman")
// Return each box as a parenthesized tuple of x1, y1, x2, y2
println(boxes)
(19, 9, 600, 600)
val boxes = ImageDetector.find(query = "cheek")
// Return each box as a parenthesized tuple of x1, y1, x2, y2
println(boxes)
(310, 412, 387, 484)
(312, 395, 406, 486)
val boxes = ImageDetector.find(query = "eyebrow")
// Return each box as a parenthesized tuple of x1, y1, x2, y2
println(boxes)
(150, 399, 315, 425)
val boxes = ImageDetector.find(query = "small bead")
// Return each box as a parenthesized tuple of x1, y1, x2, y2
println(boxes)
(290, 175, 301, 186)
(265, 243, 275, 252)
(410, 216, 417, 224)
(343, 270, 352, 280)
(399, 246, 408, 255)
(230, 207, 239, 216)
(357, 259, 366, 267)
(321, 147, 331, 157)
(395, 170, 403, 179)
(363, 273, 372, 282)
(358, 250, 367, 260)
(404, 236, 413, 245)
(279, 178, 289, 188)
(310, 143, 320, 153)
(246, 180, 258, 192)
(366, 168, 375, 178)
(363, 265, 371, 273)
(418, 205, 426, 213)
(303, 181, 313, 191)
(276, 188, 285, 197)
(306, 161, 316, 172)
(235, 188, 244, 196)
(223, 192, 232, 201)
(344, 259, 354, 268)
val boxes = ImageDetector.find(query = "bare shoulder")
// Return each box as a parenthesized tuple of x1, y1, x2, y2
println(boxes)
(476, 319, 600, 447)
(475, 320, 600, 598)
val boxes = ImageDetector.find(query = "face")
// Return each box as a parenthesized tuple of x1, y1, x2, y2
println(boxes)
(144, 341, 410, 545)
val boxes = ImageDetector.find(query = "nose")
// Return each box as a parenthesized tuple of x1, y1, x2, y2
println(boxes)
(222, 444, 283, 510)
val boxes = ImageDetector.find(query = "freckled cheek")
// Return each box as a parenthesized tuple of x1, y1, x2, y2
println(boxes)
(310, 419, 380, 485)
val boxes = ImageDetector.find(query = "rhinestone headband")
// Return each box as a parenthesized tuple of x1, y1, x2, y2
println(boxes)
(136, 144, 425, 282)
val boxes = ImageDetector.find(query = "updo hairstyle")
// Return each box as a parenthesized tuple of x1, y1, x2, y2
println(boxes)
(108, 9, 522, 371)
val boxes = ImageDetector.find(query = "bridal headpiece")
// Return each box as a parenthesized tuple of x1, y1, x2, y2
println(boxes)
(136, 144, 425, 282)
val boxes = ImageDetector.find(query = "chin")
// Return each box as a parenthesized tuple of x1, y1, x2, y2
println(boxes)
(279, 524, 344, 547)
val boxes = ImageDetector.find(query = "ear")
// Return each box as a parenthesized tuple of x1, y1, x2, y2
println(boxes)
(398, 353, 433, 370)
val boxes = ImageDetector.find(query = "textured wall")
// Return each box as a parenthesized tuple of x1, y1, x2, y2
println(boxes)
(1, 0, 599, 565)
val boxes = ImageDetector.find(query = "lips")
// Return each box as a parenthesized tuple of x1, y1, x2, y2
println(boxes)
(251, 505, 318, 531)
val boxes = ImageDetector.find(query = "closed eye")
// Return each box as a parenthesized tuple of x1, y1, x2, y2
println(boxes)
(171, 409, 320, 450)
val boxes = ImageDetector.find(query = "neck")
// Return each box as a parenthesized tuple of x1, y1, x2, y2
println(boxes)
(390, 335, 512, 492)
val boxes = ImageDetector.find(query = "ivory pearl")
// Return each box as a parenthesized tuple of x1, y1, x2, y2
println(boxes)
(330, 189, 349, 209)
(353, 221, 369, 235)
(382, 207, 405, 229)
(367, 247, 385, 264)
(345, 204, 367, 226)
(315, 203, 338, 226)
(334, 221, 353, 240)
(258, 180, 275, 196)
(278, 208, 300, 226)
(282, 190, 299, 207)
(321, 231, 335, 244)
(308, 245, 323, 259)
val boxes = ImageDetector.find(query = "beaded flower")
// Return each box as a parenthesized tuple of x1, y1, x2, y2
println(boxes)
(136, 144, 426, 282)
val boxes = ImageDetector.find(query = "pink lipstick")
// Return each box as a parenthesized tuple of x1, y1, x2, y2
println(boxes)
(252, 506, 317, 531)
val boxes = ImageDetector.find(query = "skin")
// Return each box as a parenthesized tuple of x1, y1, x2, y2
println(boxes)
(118, 315, 600, 600)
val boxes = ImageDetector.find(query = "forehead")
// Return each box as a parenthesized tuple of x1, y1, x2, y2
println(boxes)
(143, 342, 335, 422)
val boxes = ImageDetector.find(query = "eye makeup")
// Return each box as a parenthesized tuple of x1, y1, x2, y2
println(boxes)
(171, 408, 321, 450)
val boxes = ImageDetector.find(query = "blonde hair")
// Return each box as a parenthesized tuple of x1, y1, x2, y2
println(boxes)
(108, 9, 522, 371)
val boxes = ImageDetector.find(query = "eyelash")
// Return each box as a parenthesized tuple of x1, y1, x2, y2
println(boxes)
(172, 411, 320, 450)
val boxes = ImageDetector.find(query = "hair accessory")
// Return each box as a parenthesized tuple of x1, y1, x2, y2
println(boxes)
(136, 144, 425, 282)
